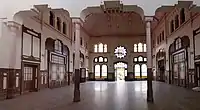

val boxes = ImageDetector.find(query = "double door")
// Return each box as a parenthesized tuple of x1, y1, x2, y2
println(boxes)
(23, 64, 38, 92)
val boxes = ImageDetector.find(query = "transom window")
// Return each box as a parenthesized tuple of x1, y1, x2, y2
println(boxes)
(54, 40, 62, 53)
(94, 43, 107, 53)
(175, 38, 182, 50)
(134, 56, 147, 63)
(114, 46, 127, 59)
(94, 56, 108, 63)
(134, 43, 147, 52)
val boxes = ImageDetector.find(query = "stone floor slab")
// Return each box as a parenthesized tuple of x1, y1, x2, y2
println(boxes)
(0, 81, 200, 110)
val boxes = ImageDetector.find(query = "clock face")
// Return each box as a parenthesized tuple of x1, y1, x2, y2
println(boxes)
(114, 46, 127, 59)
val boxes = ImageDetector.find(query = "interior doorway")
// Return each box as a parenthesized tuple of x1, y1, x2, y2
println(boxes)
(195, 63, 200, 86)
(158, 60, 165, 82)
(114, 62, 127, 81)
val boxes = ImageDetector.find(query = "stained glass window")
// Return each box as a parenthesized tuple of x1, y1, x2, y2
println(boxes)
(114, 46, 127, 59)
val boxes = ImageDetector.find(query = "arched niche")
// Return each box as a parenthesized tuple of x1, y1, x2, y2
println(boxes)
(45, 38, 55, 51)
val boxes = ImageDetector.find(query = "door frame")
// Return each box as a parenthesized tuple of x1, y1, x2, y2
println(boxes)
(114, 61, 128, 81)
(21, 62, 40, 94)
(195, 62, 200, 86)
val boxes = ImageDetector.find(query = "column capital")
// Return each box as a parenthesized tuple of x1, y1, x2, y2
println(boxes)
(6, 21, 21, 32)
(144, 16, 154, 22)
(144, 16, 159, 22)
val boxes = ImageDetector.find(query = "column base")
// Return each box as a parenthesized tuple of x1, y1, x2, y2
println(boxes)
(73, 89, 80, 102)
(73, 69, 81, 102)
(147, 68, 154, 103)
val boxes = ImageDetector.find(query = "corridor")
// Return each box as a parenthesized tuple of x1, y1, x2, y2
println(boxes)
(0, 81, 200, 110)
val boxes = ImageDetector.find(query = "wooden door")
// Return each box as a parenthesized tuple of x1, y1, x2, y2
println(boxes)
(23, 65, 38, 92)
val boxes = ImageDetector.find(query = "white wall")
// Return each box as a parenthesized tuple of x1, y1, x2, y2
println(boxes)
(0, 21, 21, 69)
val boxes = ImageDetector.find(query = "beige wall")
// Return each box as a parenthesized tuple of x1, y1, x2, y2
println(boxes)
(89, 36, 146, 73)
(72, 18, 89, 70)
(152, 3, 200, 81)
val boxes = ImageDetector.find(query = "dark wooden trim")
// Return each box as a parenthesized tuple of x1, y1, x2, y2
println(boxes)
(21, 25, 42, 62)
(22, 25, 41, 38)
(22, 55, 40, 62)
(21, 61, 40, 94)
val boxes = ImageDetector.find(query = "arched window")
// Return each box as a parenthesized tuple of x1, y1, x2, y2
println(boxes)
(104, 58, 108, 62)
(134, 57, 138, 62)
(94, 44, 98, 52)
(57, 17, 61, 31)
(99, 57, 103, 62)
(141, 64, 147, 78)
(94, 43, 107, 53)
(144, 58, 147, 62)
(138, 56, 143, 62)
(95, 65, 100, 78)
(143, 44, 147, 52)
(104, 44, 107, 52)
(94, 58, 98, 62)
(135, 64, 140, 78)
(98, 43, 104, 52)
(170, 20, 174, 33)
(138, 43, 143, 52)
(180, 8, 185, 24)
(49, 11, 55, 26)
(134, 44, 137, 52)
(63, 22, 66, 34)
(175, 38, 182, 50)
(102, 65, 107, 77)
(175, 15, 179, 29)
(55, 40, 62, 53)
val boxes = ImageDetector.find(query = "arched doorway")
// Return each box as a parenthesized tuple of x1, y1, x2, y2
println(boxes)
(114, 62, 127, 81)
(156, 49, 166, 82)
(45, 38, 70, 88)
(169, 36, 190, 87)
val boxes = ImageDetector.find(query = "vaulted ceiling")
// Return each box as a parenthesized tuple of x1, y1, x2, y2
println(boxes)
(82, 12, 146, 37)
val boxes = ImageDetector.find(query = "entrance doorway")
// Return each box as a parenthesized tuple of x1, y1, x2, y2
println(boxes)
(23, 64, 38, 92)
(114, 62, 127, 81)
(158, 60, 165, 82)
(195, 63, 200, 86)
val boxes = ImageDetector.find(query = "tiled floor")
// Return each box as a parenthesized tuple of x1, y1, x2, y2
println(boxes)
(0, 81, 200, 110)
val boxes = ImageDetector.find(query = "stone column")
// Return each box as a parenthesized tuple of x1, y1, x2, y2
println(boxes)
(146, 18, 154, 102)
(73, 23, 81, 102)
(6, 21, 21, 99)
